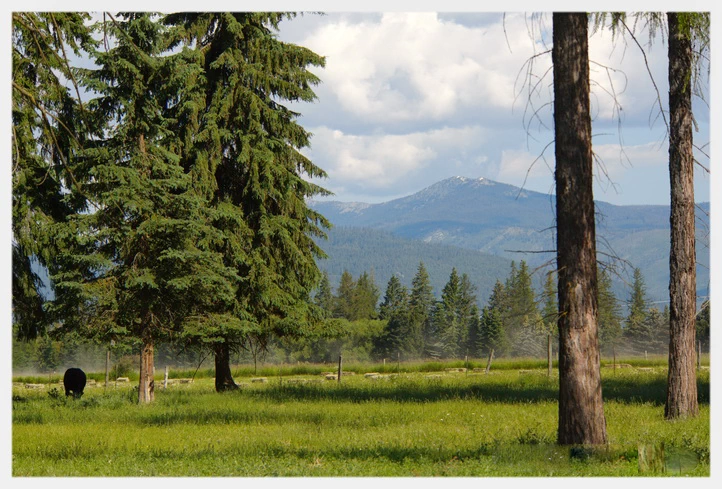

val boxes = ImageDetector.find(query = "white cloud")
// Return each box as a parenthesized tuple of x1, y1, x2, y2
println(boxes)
(301, 12, 551, 124)
(284, 12, 709, 206)
(498, 148, 554, 184)
(593, 141, 667, 181)
(306, 125, 494, 198)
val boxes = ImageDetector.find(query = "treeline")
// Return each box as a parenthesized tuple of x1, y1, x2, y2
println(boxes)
(12, 260, 711, 372)
(270, 261, 712, 363)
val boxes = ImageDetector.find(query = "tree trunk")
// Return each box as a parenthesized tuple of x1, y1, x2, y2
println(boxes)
(665, 12, 698, 420)
(552, 12, 607, 446)
(138, 340, 155, 403)
(214, 342, 238, 392)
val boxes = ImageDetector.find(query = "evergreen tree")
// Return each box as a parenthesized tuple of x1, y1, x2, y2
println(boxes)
(436, 268, 462, 358)
(51, 14, 240, 402)
(409, 262, 435, 357)
(163, 13, 330, 391)
(457, 273, 478, 355)
(314, 271, 334, 315)
(479, 306, 508, 356)
(504, 260, 540, 356)
(12, 13, 95, 339)
(379, 275, 408, 320)
(541, 270, 558, 337)
(597, 268, 622, 355)
(624, 268, 650, 355)
(488, 280, 507, 312)
(335, 270, 356, 319)
(352, 272, 380, 321)
(644, 306, 669, 355)
(696, 300, 710, 352)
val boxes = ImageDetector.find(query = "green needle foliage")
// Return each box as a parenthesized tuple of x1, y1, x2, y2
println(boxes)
(11, 13, 96, 339)
(162, 13, 332, 388)
(49, 13, 242, 401)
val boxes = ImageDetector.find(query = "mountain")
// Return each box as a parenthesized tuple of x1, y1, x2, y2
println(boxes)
(311, 176, 710, 303)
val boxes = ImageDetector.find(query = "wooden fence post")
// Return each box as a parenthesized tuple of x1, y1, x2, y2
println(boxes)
(485, 349, 494, 374)
(163, 365, 169, 390)
(547, 334, 553, 376)
(105, 349, 110, 389)
(338, 354, 342, 383)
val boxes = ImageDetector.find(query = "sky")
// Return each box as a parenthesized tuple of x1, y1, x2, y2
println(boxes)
(272, 10, 712, 206)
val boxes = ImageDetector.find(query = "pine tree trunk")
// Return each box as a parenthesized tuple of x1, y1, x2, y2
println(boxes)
(214, 342, 238, 392)
(665, 12, 698, 420)
(138, 340, 155, 403)
(552, 12, 607, 446)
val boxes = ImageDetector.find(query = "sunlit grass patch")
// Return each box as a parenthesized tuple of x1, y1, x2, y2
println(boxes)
(12, 366, 709, 476)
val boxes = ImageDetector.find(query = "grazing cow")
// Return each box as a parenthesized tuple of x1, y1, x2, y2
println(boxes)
(63, 368, 87, 398)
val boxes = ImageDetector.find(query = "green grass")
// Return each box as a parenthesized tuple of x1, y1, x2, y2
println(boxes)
(12, 367, 710, 476)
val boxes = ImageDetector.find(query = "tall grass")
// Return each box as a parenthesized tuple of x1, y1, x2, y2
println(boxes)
(14, 355, 706, 384)
(12, 368, 709, 476)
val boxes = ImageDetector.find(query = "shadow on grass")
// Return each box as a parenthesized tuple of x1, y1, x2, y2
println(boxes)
(243, 374, 709, 406)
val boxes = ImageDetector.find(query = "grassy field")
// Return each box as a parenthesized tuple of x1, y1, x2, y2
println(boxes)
(12, 361, 710, 477)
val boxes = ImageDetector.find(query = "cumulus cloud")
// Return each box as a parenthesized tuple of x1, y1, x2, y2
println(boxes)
(280, 12, 709, 206)
(305, 125, 496, 200)
(300, 12, 551, 125)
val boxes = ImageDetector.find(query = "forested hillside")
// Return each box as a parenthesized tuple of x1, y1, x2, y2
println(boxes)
(315, 227, 512, 305)
(311, 176, 710, 303)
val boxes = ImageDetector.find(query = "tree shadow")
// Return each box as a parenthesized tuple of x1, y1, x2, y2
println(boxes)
(246, 374, 709, 406)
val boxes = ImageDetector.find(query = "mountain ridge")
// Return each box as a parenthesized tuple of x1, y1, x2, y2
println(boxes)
(311, 176, 710, 303)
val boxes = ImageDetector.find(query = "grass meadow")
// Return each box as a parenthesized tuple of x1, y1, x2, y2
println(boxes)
(12, 359, 710, 477)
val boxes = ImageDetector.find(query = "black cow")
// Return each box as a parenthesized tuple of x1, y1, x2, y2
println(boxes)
(63, 368, 87, 398)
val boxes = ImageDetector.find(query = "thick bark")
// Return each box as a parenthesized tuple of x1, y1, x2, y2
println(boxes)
(138, 340, 155, 403)
(665, 12, 698, 420)
(214, 342, 239, 392)
(552, 13, 607, 446)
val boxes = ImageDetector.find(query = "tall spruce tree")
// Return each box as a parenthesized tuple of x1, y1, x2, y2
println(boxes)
(12, 13, 95, 339)
(379, 275, 408, 320)
(352, 272, 380, 321)
(51, 13, 240, 402)
(597, 268, 622, 355)
(624, 268, 649, 355)
(696, 300, 710, 352)
(479, 306, 507, 357)
(645, 307, 669, 355)
(458, 273, 478, 356)
(314, 271, 334, 315)
(374, 275, 410, 359)
(335, 270, 356, 320)
(436, 268, 462, 358)
(541, 270, 558, 337)
(409, 262, 435, 357)
(504, 260, 540, 356)
(163, 13, 330, 390)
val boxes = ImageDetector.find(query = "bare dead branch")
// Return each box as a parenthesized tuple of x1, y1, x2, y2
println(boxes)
(620, 17, 669, 137)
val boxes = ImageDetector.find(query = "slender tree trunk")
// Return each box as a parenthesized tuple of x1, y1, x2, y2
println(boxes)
(214, 342, 238, 392)
(138, 340, 155, 403)
(665, 12, 698, 420)
(552, 12, 607, 446)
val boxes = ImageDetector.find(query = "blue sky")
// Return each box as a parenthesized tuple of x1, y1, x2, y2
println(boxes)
(275, 11, 711, 206)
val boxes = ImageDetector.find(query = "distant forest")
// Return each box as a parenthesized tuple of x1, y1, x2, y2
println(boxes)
(13, 260, 710, 374)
